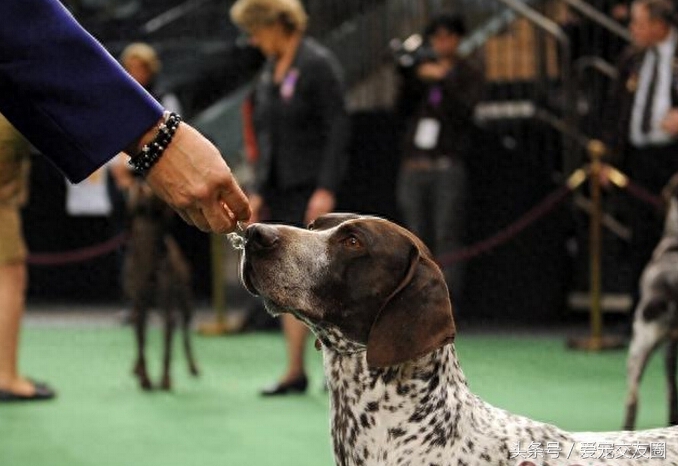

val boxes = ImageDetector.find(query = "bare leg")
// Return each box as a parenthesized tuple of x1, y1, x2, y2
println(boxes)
(281, 314, 308, 382)
(0, 261, 33, 396)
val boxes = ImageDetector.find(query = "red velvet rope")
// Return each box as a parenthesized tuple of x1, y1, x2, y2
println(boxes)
(623, 179, 664, 209)
(23, 175, 664, 268)
(437, 185, 573, 267)
(26, 231, 128, 266)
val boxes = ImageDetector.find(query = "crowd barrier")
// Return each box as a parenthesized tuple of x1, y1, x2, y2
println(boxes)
(24, 140, 664, 341)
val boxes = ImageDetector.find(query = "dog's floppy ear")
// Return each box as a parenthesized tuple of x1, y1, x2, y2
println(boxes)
(366, 240, 456, 368)
(308, 213, 363, 231)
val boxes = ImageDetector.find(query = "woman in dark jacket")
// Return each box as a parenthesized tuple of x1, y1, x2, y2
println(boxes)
(231, 0, 349, 395)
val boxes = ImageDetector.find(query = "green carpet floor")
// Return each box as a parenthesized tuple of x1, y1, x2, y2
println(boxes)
(0, 326, 668, 466)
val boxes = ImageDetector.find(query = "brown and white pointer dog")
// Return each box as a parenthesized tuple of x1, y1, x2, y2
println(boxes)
(241, 213, 678, 466)
(124, 180, 199, 390)
(624, 173, 678, 431)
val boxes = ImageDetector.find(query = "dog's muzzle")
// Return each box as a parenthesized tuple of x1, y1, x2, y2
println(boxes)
(240, 223, 281, 295)
(245, 223, 280, 251)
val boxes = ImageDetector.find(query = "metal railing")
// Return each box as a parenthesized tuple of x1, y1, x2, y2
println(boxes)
(575, 55, 618, 80)
(141, 0, 215, 35)
(459, 8, 521, 58)
(559, 0, 631, 43)
(476, 0, 582, 173)
(559, 0, 630, 146)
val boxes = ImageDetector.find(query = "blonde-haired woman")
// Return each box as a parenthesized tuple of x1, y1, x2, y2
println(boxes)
(231, 0, 349, 395)
(119, 42, 182, 116)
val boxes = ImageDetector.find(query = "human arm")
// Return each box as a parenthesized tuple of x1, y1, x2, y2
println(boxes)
(438, 59, 484, 123)
(0, 0, 249, 231)
(417, 61, 452, 81)
(305, 188, 336, 225)
(0, 0, 162, 182)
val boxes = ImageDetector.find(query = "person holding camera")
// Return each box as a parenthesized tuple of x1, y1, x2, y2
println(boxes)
(395, 13, 483, 302)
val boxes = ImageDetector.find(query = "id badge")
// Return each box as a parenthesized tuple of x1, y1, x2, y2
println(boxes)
(413, 118, 441, 150)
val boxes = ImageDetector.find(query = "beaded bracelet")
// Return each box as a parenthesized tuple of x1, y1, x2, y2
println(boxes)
(128, 111, 182, 176)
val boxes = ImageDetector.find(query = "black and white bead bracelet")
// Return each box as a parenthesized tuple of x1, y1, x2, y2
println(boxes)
(128, 111, 182, 176)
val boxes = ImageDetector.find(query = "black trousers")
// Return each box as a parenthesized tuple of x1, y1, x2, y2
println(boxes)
(265, 185, 316, 227)
(625, 143, 678, 301)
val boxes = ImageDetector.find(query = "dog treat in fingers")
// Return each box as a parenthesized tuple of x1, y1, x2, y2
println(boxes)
(227, 222, 246, 250)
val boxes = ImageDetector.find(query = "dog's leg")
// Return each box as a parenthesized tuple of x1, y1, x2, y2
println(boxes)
(181, 304, 199, 377)
(666, 338, 678, 426)
(133, 305, 152, 391)
(166, 236, 198, 377)
(624, 320, 664, 430)
(160, 307, 176, 391)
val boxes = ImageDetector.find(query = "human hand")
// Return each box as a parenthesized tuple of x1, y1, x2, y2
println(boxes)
(142, 123, 251, 233)
(304, 189, 336, 225)
(611, 3, 629, 21)
(661, 109, 678, 136)
(416, 62, 450, 81)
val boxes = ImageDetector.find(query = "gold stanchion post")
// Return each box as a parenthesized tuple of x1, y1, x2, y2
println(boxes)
(197, 233, 234, 336)
(567, 140, 625, 351)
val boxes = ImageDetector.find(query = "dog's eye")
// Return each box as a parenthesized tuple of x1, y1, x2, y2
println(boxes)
(342, 235, 362, 249)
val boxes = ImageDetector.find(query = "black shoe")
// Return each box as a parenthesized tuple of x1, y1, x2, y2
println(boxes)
(0, 382, 56, 402)
(260, 374, 308, 396)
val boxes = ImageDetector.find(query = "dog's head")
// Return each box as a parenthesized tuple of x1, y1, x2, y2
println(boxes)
(240, 213, 456, 368)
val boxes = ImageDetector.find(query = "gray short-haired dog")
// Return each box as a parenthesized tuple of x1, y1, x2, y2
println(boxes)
(625, 173, 678, 430)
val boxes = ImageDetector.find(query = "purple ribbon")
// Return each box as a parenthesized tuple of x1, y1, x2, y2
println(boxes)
(280, 69, 300, 102)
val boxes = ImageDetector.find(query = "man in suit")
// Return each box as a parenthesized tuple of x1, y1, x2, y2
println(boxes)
(604, 0, 678, 307)
(0, 0, 251, 400)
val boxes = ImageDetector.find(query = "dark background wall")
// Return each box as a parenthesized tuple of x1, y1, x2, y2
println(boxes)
(338, 111, 571, 322)
(23, 111, 570, 323)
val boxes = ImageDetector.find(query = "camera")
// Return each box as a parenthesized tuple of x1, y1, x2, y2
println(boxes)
(389, 34, 437, 70)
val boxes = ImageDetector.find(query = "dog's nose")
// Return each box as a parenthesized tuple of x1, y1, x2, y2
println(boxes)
(245, 224, 280, 251)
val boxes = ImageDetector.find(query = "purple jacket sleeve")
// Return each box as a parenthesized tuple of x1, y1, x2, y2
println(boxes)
(0, 0, 164, 182)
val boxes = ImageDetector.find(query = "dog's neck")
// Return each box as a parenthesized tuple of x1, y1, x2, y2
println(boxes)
(321, 343, 576, 466)
(322, 344, 474, 466)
